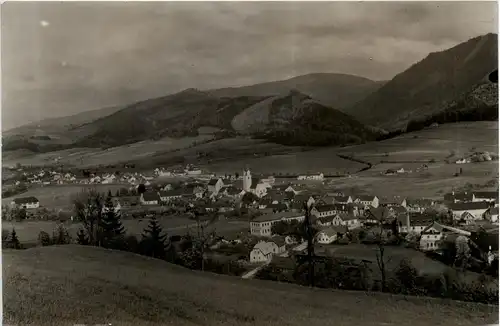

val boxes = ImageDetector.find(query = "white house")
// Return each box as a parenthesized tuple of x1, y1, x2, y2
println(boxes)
(419, 222, 470, 251)
(207, 178, 224, 195)
(355, 195, 379, 208)
(297, 173, 324, 181)
(140, 192, 161, 205)
(483, 207, 499, 223)
(311, 204, 337, 218)
(159, 189, 185, 202)
(331, 214, 361, 230)
(450, 202, 491, 220)
(250, 211, 305, 237)
(316, 229, 338, 244)
(472, 191, 498, 203)
(11, 196, 40, 209)
(249, 238, 286, 263)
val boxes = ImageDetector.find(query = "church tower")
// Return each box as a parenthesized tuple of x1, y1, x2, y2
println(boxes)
(242, 168, 252, 192)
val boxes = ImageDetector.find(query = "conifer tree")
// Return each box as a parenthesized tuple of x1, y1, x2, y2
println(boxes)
(140, 216, 173, 260)
(76, 228, 90, 245)
(8, 228, 22, 249)
(99, 196, 125, 249)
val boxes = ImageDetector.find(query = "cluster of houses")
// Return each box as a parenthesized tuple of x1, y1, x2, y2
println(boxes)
(244, 186, 499, 264)
(10, 169, 78, 186)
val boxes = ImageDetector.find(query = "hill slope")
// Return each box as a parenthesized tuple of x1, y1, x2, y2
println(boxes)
(3, 245, 498, 326)
(210, 73, 386, 110)
(350, 33, 498, 130)
(23, 89, 376, 149)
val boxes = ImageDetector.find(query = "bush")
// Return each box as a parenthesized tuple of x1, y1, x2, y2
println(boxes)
(38, 231, 52, 246)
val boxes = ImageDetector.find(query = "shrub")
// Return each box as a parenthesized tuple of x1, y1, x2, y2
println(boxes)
(38, 231, 52, 246)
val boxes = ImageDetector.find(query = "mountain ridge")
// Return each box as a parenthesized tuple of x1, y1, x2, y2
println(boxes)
(349, 33, 498, 130)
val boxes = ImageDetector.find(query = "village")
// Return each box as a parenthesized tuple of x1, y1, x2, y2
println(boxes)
(4, 162, 499, 284)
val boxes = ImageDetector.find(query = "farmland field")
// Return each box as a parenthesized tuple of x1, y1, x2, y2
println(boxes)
(4, 245, 497, 326)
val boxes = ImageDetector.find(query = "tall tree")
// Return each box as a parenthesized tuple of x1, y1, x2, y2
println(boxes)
(141, 216, 171, 260)
(7, 229, 22, 249)
(76, 228, 90, 245)
(137, 184, 146, 195)
(99, 196, 125, 249)
(72, 188, 105, 246)
(38, 231, 52, 246)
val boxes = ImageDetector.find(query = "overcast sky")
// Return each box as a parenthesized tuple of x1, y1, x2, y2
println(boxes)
(2, 1, 497, 130)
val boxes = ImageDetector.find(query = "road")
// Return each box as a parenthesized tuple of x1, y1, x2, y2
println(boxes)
(241, 241, 307, 279)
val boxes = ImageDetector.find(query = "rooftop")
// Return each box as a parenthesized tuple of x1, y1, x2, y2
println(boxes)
(252, 211, 305, 223)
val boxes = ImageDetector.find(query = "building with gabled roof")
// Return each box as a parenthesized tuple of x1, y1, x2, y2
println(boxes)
(450, 201, 492, 220)
(140, 191, 161, 205)
(419, 222, 470, 251)
(316, 226, 348, 244)
(472, 191, 498, 203)
(250, 211, 305, 237)
(11, 196, 40, 209)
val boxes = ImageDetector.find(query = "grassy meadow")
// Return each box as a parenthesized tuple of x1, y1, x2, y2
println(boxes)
(3, 245, 497, 326)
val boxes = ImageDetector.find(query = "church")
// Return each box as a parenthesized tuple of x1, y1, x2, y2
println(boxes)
(242, 168, 269, 198)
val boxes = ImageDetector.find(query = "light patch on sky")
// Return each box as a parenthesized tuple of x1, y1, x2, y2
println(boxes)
(1, 1, 497, 130)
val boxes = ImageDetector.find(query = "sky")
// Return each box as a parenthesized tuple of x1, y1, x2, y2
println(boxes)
(2, 1, 498, 130)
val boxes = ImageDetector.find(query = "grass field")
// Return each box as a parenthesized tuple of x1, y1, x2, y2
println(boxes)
(338, 121, 498, 164)
(3, 245, 497, 326)
(1, 184, 128, 210)
(2, 218, 249, 245)
(328, 160, 498, 198)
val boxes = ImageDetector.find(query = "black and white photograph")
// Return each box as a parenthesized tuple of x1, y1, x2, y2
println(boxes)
(1, 1, 499, 325)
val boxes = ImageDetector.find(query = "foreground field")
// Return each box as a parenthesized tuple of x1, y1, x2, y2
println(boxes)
(3, 245, 497, 326)
(2, 218, 249, 245)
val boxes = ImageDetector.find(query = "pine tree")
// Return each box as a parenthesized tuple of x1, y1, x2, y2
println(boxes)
(107, 190, 112, 198)
(8, 228, 22, 249)
(76, 228, 90, 245)
(141, 216, 172, 260)
(99, 196, 125, 249)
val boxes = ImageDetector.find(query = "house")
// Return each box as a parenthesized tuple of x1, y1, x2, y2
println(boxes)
(483, 207, 499, 223)
(207, 178, 224, 195)
(222, 186, 242, 198)
(316, 215, 334, 227)
(249, 238, 286, 263)
(268, 203, 288, 213)
(11, 196, 40, 209)
(398, 212, 434, 234)
(472, 191, 498, 203)
(297, 173, 324, 181)
(364, 207, 392, 224)
(355, 195, 379, 208)
(316, 226, 348, 244)
(250, 211, 305, 237)
(458, 212, 476, 225)
(450, 202, 491, 220)
(396, 168, 405, 173)
(159, 189, 185, 203)
(140, 191, 161, 205)
(403, 198, 435, 213)
(331, 214, 361, 230)
(419, 222, 470, 251)
(330, 195, 353, 204)
(444, 191, 473, 204)
(385, 169, 396, 175)
(311, 204, 337, 218)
